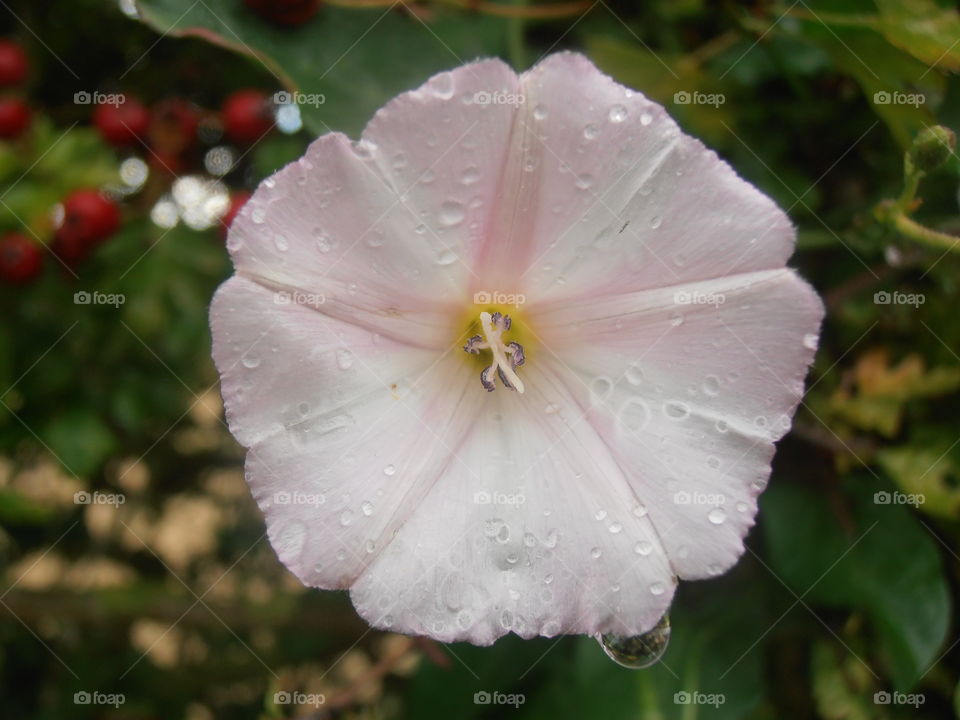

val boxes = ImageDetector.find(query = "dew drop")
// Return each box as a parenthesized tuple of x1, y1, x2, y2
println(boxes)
(625, 362, 644, 385)
(596, 612, 670, 669)
(650, 582, 666, 596)
(438, 201, 465, 227)
(803, 333, 818, 350)
(634, 540, 653, 556)
(632, 504, 648, 518)
(430, 72, 455, 99)
(708, 507, 727, 525)
(460, 166, 480, 185)
(336, 349, 353, 370)
(241, 353, 260, 369)
(649, 215, 662, 229)
(640, 112, 653, 126)
(590, 547, 602, 559)
(670, 312, 684, 327)
(589, 376, 614, 406)
(609, 104, 628, 123)
(361, 501, 374, 516)
(575, 173, 594, 190)
(618, 397, 651, 432)
(663, 400, 690, 421)
(251, 206, 265, 224)
(533, 104, 548, 120)
(702, 375, 721, 396)
(273, 234, 289, 251)
(314, 229, 335, 253)
(583, 123, 599, 140)
(609, 522, 623, 534)
(340, 509, 353, 526)
(435, 250, 457, 266)
(392, 152, 408, 170)
(383, 464, 396, 476)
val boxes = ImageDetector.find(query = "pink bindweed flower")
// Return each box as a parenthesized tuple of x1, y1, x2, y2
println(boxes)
(210, 53, 823, 645)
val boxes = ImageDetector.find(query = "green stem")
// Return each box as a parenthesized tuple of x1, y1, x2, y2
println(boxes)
(895, 166, 923, 212)
(892, 212, 960, 252)
(507, 0, 527, 70)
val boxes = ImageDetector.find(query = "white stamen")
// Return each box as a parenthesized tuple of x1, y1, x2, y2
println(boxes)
(479, 311, 525, 394)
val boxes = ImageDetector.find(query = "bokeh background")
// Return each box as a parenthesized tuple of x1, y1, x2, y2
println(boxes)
(1, 0, 959, 717)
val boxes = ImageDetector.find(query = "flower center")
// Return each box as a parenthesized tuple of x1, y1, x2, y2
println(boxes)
(463, 311, 526, 393)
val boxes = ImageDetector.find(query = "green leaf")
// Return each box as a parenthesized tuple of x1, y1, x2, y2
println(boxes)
(811, 641, 882, 720)
(877, 445, 960, 520)
(134, 1, 509, 136)
(762, 475, 951, 690)
(874, 0, 960, 72)
(42, 407, 118, 478)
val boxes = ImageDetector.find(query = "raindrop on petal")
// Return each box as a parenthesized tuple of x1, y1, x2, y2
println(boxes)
(596, 612, 671, 669)
(609, 104, 628, 123)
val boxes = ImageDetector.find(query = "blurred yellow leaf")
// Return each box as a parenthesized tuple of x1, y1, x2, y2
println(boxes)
(828, 349, 960, 436)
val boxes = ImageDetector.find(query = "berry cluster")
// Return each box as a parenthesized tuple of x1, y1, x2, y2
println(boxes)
(0, 36, 279, 286)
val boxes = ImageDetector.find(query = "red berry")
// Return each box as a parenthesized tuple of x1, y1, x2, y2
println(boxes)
(245, 0, 320, 26)
(222, 90, 273, 145)
(59, 189, 120, 246)
(0, 97, 30, 139)
(0, 40, 28, 87)
(92, 96, 150, 148)
(0, 233, 42, 284)
(149, 97, 199, 153)
(51, 230, 91, 267)
(221, 191, 251, 237)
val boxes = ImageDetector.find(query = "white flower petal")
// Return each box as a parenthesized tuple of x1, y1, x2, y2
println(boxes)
(478, 52, 794, 303)
(225, 59, 521, 347)
(533, 269, 823, 579)
(350, 365, 675, 645)
(213, 276, 488, 587)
